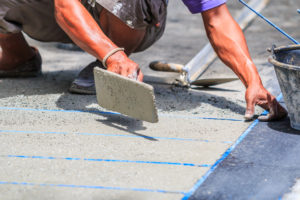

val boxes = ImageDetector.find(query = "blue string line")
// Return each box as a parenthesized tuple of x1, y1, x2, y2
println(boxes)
(181, 94, 284, 199)
(160, 113, 242, 122)
(0, 181, 187, 195)
(239, 0, 299, 44)
(181, 120, 260, 200)
(1, 155, 211, 168)
(0, 106, 118, 115)
(0, 107, 243, 122)
(0, 129, 233, 143)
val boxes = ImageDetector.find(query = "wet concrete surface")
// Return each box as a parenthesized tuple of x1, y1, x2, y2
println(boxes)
(0, 0, 299, 199)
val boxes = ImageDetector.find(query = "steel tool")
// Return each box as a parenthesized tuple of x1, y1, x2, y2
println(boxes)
(145, 0, 270, 87)
(94, 67, 158, 123)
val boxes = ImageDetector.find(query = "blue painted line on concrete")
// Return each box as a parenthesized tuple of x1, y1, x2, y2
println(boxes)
(0, 129, 232, 143)
(0, 106, 119, 115)
(159, 114, 242, 122)
(1, 154, 211, 168)
(181, 120, 260, 200)
(181, 94, 283, 200)
(0, 181, 187, 194)
(0, 107, 243, 122)
(0, 129, 196, 141)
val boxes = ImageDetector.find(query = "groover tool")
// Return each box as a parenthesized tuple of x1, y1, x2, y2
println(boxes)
(93, 67, 158, 123)
(144, 0, 269, 87)
(239, 0, 299, 45)
(149, 61, 238, 87)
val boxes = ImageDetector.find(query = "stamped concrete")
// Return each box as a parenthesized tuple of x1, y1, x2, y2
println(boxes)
(0, 0, 299, 199)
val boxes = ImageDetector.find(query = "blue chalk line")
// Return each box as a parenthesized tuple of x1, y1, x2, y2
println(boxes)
(0, 181, 187, 194)
(0, 106, 243, 122)
(181, 94, 283, 199)
(1, 154, 211, 168)
(0, 129, 233, 143)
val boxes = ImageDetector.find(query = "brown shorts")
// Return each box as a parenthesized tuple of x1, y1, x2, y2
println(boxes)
(0, 0, 167, 52)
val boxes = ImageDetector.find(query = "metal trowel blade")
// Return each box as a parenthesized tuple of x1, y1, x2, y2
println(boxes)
(190, 78, 239, 87)
(94, 67, 158, 123)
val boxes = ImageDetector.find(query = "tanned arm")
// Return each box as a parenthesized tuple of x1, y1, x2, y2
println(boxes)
(54, 0, 142, 80)
(201, 4, 287, 121)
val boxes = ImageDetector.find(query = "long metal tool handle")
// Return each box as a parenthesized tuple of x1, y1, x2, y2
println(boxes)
(239, 0, 299, 44)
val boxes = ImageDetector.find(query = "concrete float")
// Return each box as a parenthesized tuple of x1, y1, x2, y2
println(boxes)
(269, 45, 300, 130)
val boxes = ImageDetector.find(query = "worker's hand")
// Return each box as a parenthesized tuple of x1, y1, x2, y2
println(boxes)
(245, 85, 287, 121)
(106, 51, 143, 82)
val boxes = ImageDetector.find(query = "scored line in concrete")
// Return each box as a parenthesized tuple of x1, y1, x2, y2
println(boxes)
(0, 181, 187, 195)
(0, 129, 233, 143)
(0, 106, 243, 122)
(0, 154, 212, 168)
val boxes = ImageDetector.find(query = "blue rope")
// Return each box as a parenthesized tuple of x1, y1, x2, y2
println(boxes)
(239, 0, 299, 44)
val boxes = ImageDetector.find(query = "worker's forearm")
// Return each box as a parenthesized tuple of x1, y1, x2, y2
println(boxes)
(202, 5, 262, 88)
(54, 0, 125, 62)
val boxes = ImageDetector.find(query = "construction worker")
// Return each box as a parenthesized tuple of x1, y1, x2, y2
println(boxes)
(0, 0, 287, 121)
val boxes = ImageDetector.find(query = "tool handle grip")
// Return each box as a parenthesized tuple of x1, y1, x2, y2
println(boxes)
(149, 61, 184, 73)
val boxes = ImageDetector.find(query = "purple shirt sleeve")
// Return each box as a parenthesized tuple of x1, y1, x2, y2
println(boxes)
(182, 0, 227, 14)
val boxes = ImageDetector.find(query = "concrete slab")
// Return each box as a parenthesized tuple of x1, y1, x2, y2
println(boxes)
(0, 186, 182, 200)
(0, 0, 299, 199)
(188, 117, 300, 200)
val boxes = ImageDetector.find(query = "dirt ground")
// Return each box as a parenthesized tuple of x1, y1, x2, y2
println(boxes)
(0, 0, 299, 199)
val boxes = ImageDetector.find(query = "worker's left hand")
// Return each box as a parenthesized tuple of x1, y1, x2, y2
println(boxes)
(245, 85, 287, 121)
(106, 51, 143, 82)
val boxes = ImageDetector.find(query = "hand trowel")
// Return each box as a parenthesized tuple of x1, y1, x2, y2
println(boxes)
(93, 67, 158, 123)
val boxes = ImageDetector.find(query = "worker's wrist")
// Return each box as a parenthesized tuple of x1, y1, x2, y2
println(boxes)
(105, 50, 128, 67)
(245, 77, 263, 88)
(102, 47, 125, 68)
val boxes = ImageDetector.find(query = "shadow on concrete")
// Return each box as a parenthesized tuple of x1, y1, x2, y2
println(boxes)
(267, 117, 300, 135)
(0, 70, 246, 116)
(0, 70, 77, 98)
(54, 92, 156, 141)
(153, 84, 245, 115)
(0, 70, 246, 133)
(96, 117, 157, 141)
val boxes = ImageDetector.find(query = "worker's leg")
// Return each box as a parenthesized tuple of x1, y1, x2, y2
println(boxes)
(201, 4, 287, 121)
(0, 32, 35, 70)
